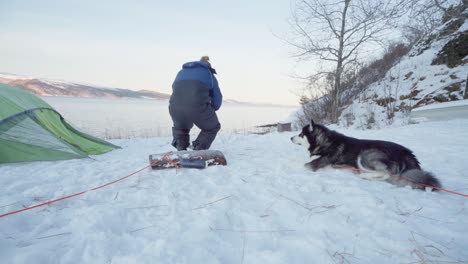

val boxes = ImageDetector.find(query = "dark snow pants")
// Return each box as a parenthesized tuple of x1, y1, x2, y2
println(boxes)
(169, 103, 221, 150)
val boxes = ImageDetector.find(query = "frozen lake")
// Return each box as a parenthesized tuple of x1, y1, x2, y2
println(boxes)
(42, 97, 298, 139)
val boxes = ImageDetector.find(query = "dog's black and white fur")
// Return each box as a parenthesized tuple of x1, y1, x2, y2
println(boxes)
(291, 119, 441, 190)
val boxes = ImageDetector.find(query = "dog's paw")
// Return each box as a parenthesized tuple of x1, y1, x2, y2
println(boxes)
(304, 161, 319, 171)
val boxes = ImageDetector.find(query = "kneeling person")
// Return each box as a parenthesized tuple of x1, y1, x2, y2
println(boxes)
(169, 56, 222, 151)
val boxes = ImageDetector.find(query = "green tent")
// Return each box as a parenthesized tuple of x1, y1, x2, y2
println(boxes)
(0, 83, 119, 163)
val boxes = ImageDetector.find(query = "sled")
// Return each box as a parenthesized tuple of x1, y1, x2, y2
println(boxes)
(149, 150, 227, 170)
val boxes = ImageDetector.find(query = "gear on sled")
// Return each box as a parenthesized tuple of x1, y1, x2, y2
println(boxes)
(149, 150, 227, 170)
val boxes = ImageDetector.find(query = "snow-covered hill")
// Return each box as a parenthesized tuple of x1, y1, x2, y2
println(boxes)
(339, 18, 468, 129)
(1, 119, 467, 263)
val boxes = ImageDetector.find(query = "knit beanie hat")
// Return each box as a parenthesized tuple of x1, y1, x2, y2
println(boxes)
(200, 56, 217, 74)
(200, 56, 210, 64)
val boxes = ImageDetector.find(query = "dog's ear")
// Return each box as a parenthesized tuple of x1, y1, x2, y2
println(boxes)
(309, 119, 315, 132)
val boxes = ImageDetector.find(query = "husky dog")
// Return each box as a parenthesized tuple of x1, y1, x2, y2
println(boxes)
(291, 119, 441, 190)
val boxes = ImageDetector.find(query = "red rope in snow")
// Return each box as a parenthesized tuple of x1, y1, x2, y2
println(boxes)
(162, 152, 180, 169)
(0, 191, 87, 218)
(333, 165, 468, 198)
(0, 154, 169, 219)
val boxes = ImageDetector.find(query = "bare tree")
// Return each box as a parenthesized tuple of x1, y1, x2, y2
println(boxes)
(433, 0, 467, 21)
(403, 0, 465, 44)
(403, 3, 443, 44)
(288, 0, 411, 123)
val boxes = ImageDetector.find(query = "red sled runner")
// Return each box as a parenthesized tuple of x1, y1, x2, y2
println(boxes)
(149, 150, 227, 170)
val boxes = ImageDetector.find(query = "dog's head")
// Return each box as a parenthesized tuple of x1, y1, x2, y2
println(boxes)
(291, 119, 329, 156)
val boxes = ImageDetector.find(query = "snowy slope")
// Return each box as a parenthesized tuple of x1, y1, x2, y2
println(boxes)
(1, 119, 467, 264)
(339, 19, 468, 129)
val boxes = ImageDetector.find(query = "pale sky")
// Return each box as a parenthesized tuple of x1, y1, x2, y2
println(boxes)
(0, 0, 305, 105)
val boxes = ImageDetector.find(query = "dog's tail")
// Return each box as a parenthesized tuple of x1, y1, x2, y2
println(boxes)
(390, 169, 441, 191)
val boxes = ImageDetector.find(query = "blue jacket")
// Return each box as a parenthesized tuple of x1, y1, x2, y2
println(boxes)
(170, 61, 222, 111)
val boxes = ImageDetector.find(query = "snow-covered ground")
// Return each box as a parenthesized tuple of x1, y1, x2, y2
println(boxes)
(1, 119, 468, 264)
(410, 100, 468, 122)
(413, 99, 468, 111)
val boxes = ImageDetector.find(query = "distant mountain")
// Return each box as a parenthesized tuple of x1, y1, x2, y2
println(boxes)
(0, 73, 170, 100)
(0, 73, 299, 107)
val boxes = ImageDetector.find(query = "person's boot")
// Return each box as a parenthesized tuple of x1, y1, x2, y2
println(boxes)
(176, 145, 187, 151)
(172, 139, 188, 151)
(192, 140, 206, 150)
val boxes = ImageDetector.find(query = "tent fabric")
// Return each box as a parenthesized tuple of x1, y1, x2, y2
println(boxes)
(0, 83, 119, 163)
